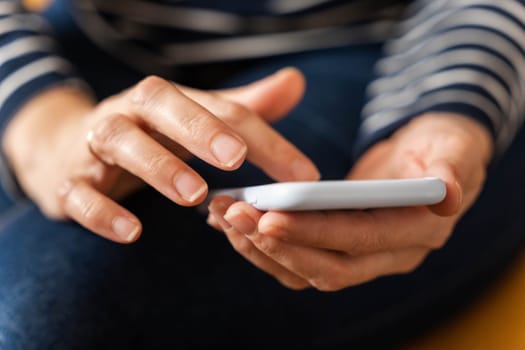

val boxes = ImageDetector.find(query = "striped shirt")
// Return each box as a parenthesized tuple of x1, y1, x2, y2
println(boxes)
(1, 0, 525, 197)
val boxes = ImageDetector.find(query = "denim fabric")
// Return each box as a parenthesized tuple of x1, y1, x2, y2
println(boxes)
(0, 40, 525, 350)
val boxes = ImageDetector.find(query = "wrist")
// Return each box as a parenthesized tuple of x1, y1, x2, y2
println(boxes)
(2, 86, 95, 183)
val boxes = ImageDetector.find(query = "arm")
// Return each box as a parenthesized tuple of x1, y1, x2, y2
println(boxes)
(3, 66, 320, 244)
(356, 0, 525, 159)
(1, 2, 320, 243)
(0, 0, 92, 200)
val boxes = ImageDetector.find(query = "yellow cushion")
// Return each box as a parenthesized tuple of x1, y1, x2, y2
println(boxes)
(406, 251, 525, 349)
(22, 0, 52, 12)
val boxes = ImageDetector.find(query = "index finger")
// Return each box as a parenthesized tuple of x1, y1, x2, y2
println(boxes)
(178, 86, 320, 182)
(116, 76, 248, 171)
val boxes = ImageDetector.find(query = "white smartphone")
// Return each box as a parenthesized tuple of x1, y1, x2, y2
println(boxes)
(204, 177, 446, 211)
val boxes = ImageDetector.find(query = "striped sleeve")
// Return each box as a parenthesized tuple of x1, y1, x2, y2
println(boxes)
(354, 0, 525, 159)
(0, 0, 88, 201)
(0, 0, 88, 132)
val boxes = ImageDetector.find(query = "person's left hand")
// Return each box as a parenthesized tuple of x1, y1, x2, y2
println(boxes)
(207, 113, 493, 291)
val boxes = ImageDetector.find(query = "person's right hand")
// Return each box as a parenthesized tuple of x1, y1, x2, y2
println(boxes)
(2, 68, 319, 243)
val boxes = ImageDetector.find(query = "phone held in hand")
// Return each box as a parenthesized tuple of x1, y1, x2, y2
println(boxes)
(204, 177, 446, 211)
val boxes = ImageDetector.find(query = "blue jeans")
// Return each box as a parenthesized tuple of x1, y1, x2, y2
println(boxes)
(1, 11, 525, 349)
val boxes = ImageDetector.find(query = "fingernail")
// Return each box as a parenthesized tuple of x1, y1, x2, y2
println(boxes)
(112, 216, 140, 242)
(210, 133, 247, 168)
(212, 212, 233, 230)
(206, 214, 218, 227)
(173, 171, 207, 202)
(224, 209, 257, 236)
(291, 158, 320, 181)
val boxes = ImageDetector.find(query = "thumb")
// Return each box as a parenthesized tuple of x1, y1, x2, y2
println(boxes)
(216, 67, 306, 123)
(425, 160, 463, 217)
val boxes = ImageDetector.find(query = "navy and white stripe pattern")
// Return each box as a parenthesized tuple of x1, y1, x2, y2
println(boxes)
(1, 0, 525, 162)
(356, 0, 525, 157)
(0, 0, 86, 133)
(70, 0, 407, 71)
(0, 0, 90, 201)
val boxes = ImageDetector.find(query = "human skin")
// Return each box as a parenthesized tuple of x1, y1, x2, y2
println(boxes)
(208, 112, 494, 291)
(3, 67, 493, 291)
(2, 68, 320, 243)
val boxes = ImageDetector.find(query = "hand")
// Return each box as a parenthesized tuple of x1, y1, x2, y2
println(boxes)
(207, 113, 493, 291)
(3, 68, 319, 243)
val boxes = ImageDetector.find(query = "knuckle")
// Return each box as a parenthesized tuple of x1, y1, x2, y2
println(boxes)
(368, 232, 388, 252)
(345, 213, 388, 254)
(253, 235, 285, 260)
(428, 237, 446, 250)
(181, 111, 211, 139)
(326, 262, 370, 290)
(54, 179, 109, 231)
(64, 185, 106, 228)
(309, 275, 346, 292)
(40, 204, 67, 221)
(399, 254, 426, 275)
(311, 211, 330, 244)
(400, 262, 420, 275)
(130, 75, 171, 108)
(77, 196, 104, 223)
(345, 231, 378, 255)
(306, 262, 349, 292)
(230, 234, 255, 256)
(360, 213, 387, 252)
(279, 277, 310, 291)
(427, 228, 451, 250)
(302, 211, 336, 249)
(91, 114, 128, 150)
(55, 180, 76, 213)
(143, 153, 175, 177)
(260, 213, 290, 239)
(94, 99, 113, 115)
(220, 102, 250, 125)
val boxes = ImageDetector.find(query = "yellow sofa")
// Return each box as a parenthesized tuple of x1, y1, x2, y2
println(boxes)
(406, 250, 525, 350)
